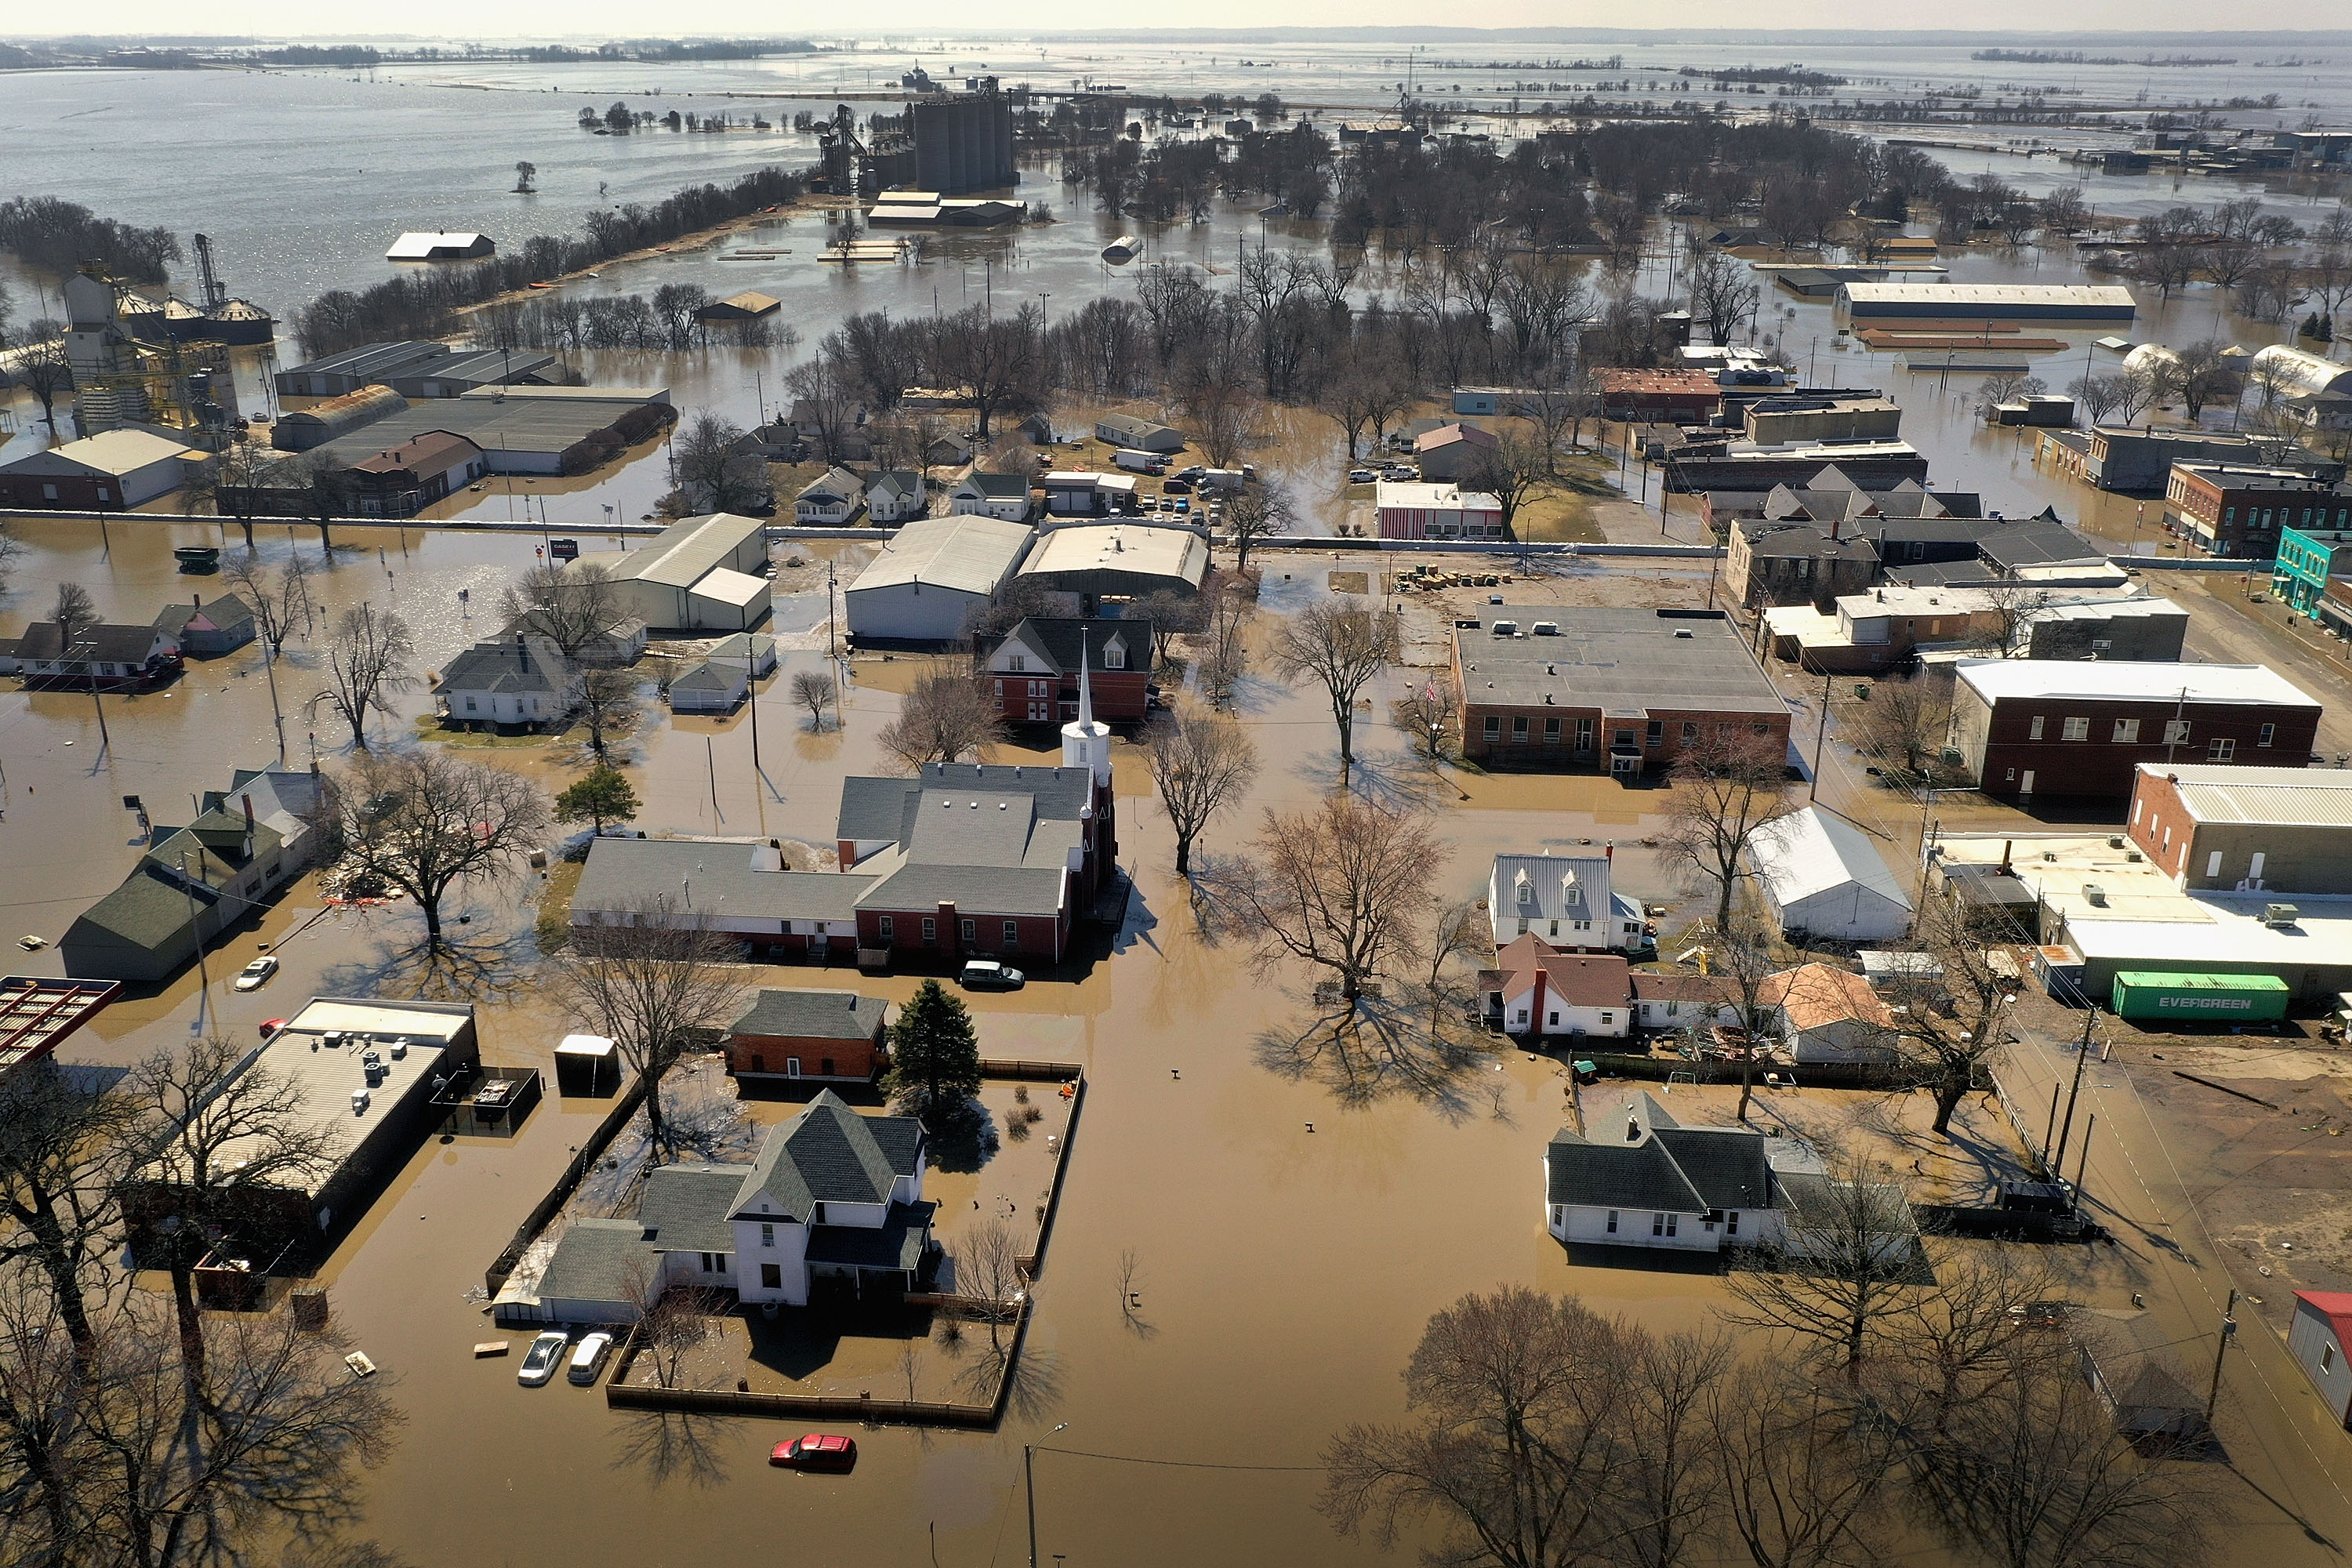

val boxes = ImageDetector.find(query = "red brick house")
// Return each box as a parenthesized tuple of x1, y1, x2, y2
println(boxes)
(975, 618, 1153, 725)
(1595, 369, 1722, 423)
(1948, 659, 2322, 802)
(725, 989, 890, 1083)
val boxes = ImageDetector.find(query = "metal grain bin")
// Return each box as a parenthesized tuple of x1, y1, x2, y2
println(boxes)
(2110, 971, 2289, 1023)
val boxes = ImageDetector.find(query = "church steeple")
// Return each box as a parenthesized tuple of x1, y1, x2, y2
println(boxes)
(1060, 631, 1112, 788)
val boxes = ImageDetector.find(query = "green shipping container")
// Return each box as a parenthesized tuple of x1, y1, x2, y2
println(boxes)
(2110, 971, 2290, 1022)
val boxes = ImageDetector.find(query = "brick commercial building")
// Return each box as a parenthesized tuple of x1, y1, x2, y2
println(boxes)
(1595, 368, 1722, 423)
(1947, 659, 2323, 803)
(2163, 463, 2352, 558)
(2128, 764, 2352, 895)
(1452, 607, 1791, 775)
(2076, 426, 2331, 494)
(0, 427, 211, 510)
(1376, 480, 1505, 540)
(345, 430, 487, 518)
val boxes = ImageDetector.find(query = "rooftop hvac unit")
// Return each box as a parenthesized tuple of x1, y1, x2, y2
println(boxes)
(2108, 837, 2125, 849)
(2082, 884, 2107, 906)
(350, 1089, 370, 1115)
(2267, 903, 2300, 927)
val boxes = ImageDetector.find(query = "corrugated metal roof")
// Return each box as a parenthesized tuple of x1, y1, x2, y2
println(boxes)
(1747, 806, 1913, 913)
(2151, 764, 2352, 827)
(607, 514, 768, 591)
(1838, 283, 2137, 307)
(850, 515, 1033, 597)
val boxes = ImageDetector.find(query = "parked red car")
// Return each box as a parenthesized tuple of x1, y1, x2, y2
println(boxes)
(771, 1433, 857, 1472)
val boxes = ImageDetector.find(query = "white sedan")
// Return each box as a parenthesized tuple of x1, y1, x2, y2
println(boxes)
(232, 956, 280, 993)
(517, 1331, 569, 1386)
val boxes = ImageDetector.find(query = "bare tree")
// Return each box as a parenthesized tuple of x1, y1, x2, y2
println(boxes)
(1265, 602, 1401, 785)
(634, 1274, 725, 1390)
(1879, 1247, 2064, 1432)
(1199, 584, 1251, 708)
(211, 437, 281, 548)
(555, 901, 747, 1165)
(789, 669, 839, 731)
(14, 328, 71, 432)
(1706, 1362, 1900, 1568)
(125, 1034, 340, 1393)
(1618, 1327, 1737, 1568)
(1854, 666, 1955, 775)
(1393, 677, 1461, 760)
(1879, 892, 2020, 1135)
(1203, 796, 1439, 1004)
(575, 666, 641, 762)
(1904, 1333, 2214, 1568)
(499, 560, 621, 663)
(319, 604, 417, 752)
(0, 522, 21, 596)
(876, 670, 1004, 771)
(1142, 700, 1259, 877)
(1220, 476, 1295, 575)
(1658, 729, 1796, 935)
(951, 1217, 1025, 1360)
(1710, 920, 1789, 1124)
(1723, 1156, 1917, 1379)
(1685, 247, 1762, 347)
(0, 1062, 143, 1370)
(670, 411, 768, 516)
(223, 554, 314, 757)
(1132, 589, 1203, 665)
(49, 583, 98, 650)
(1320, 1287, 1631, 1568)
(1465, 430, 1549, 538)
(332, 749, 550, 949)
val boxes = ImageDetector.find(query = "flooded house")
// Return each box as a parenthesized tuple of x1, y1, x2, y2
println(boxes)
(58, 765, 327, 982)
(151, 593, 256, 658)
(724, 988, 890, 1083)
(504, 1091, 935, 1323)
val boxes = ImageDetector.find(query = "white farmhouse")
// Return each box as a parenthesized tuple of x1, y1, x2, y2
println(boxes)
(866, 469, 927, 524)
(946, 466, 1035, 521)
(796, 466, 864, 524)
(430, 634, 580, 729)
(1487, 851, 1649, 951)
(1479, 936, 1632, 1040)
(510, 1091, 934, 1323)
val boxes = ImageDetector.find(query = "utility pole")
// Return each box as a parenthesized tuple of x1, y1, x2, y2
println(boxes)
(2072, 1112, 2096, 1215)
(2206, 1288, 2238, 1425)
(178, 851, 212, 1036)
(1025, 1444, 1038, 1567)
(706, 736, 720, 818)
(2051, 1004, 2098, 1180)
(1809, 665, 1831, 801)
(74, 641, 113, 758)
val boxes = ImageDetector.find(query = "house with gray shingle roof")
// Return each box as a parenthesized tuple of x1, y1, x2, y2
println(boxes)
(510, 1091, 935, 1321)
(58, 762, 326, 982)
(430, 634, 579, 729)
(152, 593, 256, 658)
(726, 989, 890, 1083)
(1544, 1094, 1915, 1264)
(866, 468, 927, 524)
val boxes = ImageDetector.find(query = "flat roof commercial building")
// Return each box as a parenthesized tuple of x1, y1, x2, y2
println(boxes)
(1833, 282, 2137, 327)
(1947, 659, 2323, 803)
(288, 387, 671, 479)
(125, 997, 480, 1258)
(2163, 463, 2352, 559)
(845, 514, 1035, 644)
(1450, 607, 1791, 774)
(1376, 479, 1504, 540)
(0, 427, 211, 510)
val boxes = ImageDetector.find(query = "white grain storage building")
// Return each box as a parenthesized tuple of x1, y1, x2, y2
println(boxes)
(845, 514, 1035, 644)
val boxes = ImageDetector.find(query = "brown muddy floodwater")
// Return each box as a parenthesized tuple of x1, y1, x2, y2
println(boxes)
(3, 529, 2169, 1566)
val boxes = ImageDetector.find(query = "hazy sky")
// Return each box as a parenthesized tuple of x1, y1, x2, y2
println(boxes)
(17, 11, 2352, 38)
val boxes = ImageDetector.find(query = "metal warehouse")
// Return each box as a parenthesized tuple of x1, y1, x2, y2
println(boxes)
(1833, 282, 2139, 326)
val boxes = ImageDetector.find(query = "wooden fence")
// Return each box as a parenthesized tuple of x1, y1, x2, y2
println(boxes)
(482, 1074, 650, 1295)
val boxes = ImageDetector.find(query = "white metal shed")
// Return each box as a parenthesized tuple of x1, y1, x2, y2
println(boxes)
(1747, 806, 1914, 942)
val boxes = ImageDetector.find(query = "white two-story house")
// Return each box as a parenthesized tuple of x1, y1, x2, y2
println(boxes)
(430, 634, 581, 731)
(514, 1091, 936, 1323)
(1488, 851, 1649, 952)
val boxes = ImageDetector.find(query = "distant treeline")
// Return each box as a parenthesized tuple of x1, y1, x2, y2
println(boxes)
(484, 285, 797, 351)
(1971, 49, 2129, 64)
(1677, 64, 1847, 88)
(0, 196, 183, 284)
(290, 165, 806, 357)
(256, 45, 382, 67)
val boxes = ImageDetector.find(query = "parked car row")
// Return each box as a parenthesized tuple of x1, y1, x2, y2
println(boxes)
(517, 1328, 614, 1387)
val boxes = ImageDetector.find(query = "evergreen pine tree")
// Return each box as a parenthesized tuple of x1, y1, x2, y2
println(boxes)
(884, 978, 982, 1116)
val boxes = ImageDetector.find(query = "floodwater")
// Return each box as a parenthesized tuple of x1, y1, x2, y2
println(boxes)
(0, 520, 1750, 1566)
